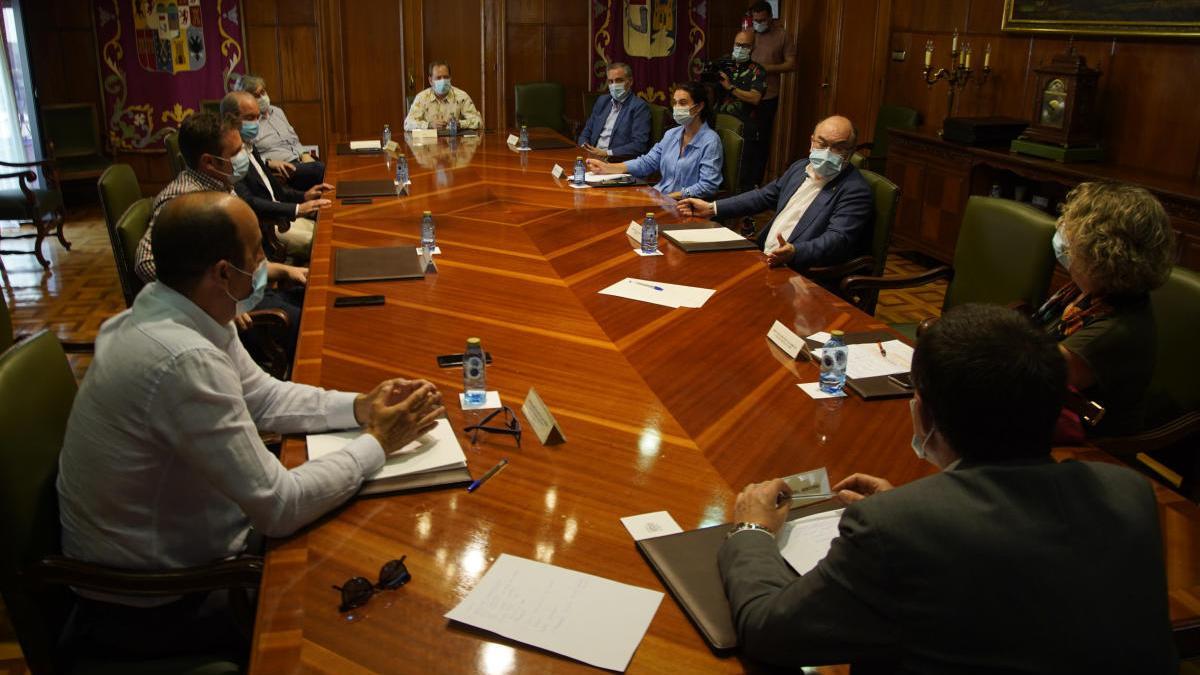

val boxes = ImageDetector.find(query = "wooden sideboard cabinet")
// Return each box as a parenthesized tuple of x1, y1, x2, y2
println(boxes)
(885, 130, 1200, 272)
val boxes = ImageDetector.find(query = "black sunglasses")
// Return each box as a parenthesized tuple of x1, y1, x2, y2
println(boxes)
(463, 406, 522, 447)
(332, 556, 411, 612)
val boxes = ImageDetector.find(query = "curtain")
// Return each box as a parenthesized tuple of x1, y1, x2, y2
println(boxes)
(0, 3, 28, 189)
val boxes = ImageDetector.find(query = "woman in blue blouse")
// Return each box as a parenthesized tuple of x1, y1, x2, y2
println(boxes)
(586, 82, 723, 200)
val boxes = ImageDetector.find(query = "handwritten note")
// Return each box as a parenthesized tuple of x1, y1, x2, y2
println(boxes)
(445, 554, 663, 672)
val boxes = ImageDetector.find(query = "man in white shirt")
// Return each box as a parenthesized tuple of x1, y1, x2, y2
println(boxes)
(239, 74, 326, 191)
(58, 191, 445, 662)
(404, 61, 483, 131)
(676, 115, 872, 273)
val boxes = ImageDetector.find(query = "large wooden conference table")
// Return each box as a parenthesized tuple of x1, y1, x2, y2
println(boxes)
(249, 130, 1200, 673)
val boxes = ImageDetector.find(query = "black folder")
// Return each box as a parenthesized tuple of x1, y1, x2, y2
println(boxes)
(803, 329, 913, 400)
(661, 223, 757, 253)
(334, 247, 425, 283)
(635, 499, 844, 651)
(336, 180, 397, 199)
(336, 142, 384, 155)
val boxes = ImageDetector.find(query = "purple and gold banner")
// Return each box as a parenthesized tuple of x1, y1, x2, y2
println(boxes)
(95, 0, 246, 152)
(591, 0, 708, 106)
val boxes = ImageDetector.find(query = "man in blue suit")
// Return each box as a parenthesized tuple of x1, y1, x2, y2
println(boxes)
(677, 115, 872, 273)
(577, 62, 651, 161)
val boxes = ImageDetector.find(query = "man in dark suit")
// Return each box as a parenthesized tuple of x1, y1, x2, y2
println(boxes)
(719, 304, 1177, 673)
(677, 115, 871, 273)
(220, 92, 332, 262)
(577, 62, 651, 161)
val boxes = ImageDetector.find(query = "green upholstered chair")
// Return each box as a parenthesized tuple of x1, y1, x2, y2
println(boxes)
(842, 196, 1056, 339)
(39, 103, 111, 182)
(855, 104, 919, 173)
(0, 330, 257, 675)
(97, 163, 141, 240)
(164, 130, 185, 177)
(112, 197, 153, 308)
(808, 168, 900, 314)
(514, 82, 568, 134)
(200, 99, 222, 116)
(716, 127, 743, 196)
(715, 112, 744, 136)
(582, 90, 604, 119)
(0, 156, 69, 269)
(0, 293, 11, 354)
(647, 103, 667, 144)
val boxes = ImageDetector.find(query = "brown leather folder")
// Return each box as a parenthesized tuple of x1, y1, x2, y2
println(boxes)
(636, 500, 844, 652)
(334, 247, 425, 283)
(336, 180, 397, 199)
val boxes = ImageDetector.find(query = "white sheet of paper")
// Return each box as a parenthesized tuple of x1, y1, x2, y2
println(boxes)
(664, 227, 746, 244)
(349, 140, 381, 150)
(551, 164, 565, 179)
(568, 181, 591, 189)
(810, 340, 913, 380)
(806, 331, 832, 345)
(776, 509, 845, 576)
(633, 249, 664, 257)
(445, 554, 663, 672)
(797, 382, 846, 399)
(620, 511, 683, 541)
(597, 278, 715, 309)
(307, 418, 466, 480)
(459, 390, 502, 411)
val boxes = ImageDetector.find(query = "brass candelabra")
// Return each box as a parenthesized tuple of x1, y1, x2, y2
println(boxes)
(922, 31, 992, 121)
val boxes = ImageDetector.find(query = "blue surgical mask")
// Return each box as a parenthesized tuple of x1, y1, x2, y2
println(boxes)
(672, 105, 694, 126)
(609, 82, 627, 100)
(909, 399, 935, 461)
(225, 259, 268, 315)
(753, 20, 770, 33)
(230, 149, 250, 182)
(1052, 229, 1071, 269)
(809, 147, 844, 178)
(732, 46, 751, 62)
(433, 78, 451, 96)
(240, 121, 259, 142)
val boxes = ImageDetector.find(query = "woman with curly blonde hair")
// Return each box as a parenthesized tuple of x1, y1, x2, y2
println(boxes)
(1034, 181, 1176, 435)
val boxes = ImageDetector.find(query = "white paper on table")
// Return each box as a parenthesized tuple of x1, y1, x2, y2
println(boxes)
(632, 249, 664, 257)
(797, 382, 846, 399)
(811, 340, 913, 380)
(597, 278, 715, 309)
(349, 140, 381, 150)
(307, 418, 466, 480)
(459, 390, 502, 410)
(445, 554, 663, 672)
(663, 227, 746, 244)
(776, 509, 845, 576)
(584, 171, 632, 184)
(620, 511, 683, 541)
(568, 181, 591, 189)
(806, 331, 832, 345)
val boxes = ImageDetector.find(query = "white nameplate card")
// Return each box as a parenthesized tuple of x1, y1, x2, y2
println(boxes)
(412, 128, 438, 140)
(625, 220, 643, 241)
(506, 133, 520, 146)
(521, 386, 566, 446)
(383, 140, 399, 153)
(767, 320, 805, 360)
(551, 164, 565, 179)
(349, 140, 381, 150)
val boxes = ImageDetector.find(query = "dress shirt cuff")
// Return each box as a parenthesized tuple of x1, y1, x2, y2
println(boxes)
(293, 203, 300, 217)
(327, 391, 361, 430)
(341, 433, 386, 477)
(711, 201, 718, 216)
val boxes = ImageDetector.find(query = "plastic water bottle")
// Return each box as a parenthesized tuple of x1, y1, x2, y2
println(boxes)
(641, 212, 659, 254)
(519, 125, 529, 149)
(819, 330, 848, 394)
(463, 337, 486, 406)
(394, 154, 408, 193)
(381, 123, 392, 148)
(421, 210, 436, 249)
(573, 156, 586, 185)
(448, 116, 458, 136)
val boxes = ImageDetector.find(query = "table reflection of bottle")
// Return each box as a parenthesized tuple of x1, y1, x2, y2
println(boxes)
(814, 398, 845, 445)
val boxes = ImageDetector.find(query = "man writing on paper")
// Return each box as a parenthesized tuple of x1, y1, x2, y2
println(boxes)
(719, 304, 1177, 672)
(58, 192, 446, 665)
(577, 62, 651, 161)
(676, 115, 871, 273)
(240, 74, 326, 191)
(404, 61, 483, 131)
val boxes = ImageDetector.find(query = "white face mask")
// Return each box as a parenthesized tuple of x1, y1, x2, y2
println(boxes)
(1052, 229, 1071, 269)
(753, 20, 769, 33)
(672, 105, 694, 126)
(909, 398, 935, 461)
(732, 46, 751, 62)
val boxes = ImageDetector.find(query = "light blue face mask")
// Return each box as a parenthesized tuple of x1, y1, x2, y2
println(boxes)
(225, 259, 268, 315)
(809, 147, 844, 178)
(732, 46, 751, 62)
(1052, 229, 1071, 269)
(672, 105, 694, 126)
(230, 149, 250, 182)
(609, 82, 627, 100)
(433, 78, 451, 96)
(240, 121, 259, 142)
(909, 399, 935, 461)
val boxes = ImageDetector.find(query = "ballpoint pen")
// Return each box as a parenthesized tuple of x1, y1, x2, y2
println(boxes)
(776, 491, 836, 508)
(632, 280, 664, 291)
(467, 458, 509, 493)
(877, 341, 887, 357)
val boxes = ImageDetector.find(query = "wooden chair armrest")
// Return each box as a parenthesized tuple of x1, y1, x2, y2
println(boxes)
(248, 307, 290, 329)
(60, 341, 95, 354)
(807, 255, 876, 281)
(1091, 410, 1200, 457)
(0, 158, 55, 170)
(840, 265, 954, 294)
(31, 555, 263, 596)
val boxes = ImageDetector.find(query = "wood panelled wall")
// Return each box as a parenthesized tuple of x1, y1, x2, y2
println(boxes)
(882, 0, 1200, 185)
(503, 0, 588, 127)
(244, 0, 327, 158)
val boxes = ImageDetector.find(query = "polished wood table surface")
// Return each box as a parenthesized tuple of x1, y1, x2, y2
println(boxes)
(248, 131, 1200, 673)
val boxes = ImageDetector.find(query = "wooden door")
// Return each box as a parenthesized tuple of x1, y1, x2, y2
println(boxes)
(818, 0, 891, 149)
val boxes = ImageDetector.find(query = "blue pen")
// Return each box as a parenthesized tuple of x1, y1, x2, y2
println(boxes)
(632, 280, 664, 291)
(467, 458, 509, 493)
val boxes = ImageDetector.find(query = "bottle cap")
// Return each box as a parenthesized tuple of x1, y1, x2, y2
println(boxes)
(831, 330, 845, 337)
(423, 210, 432, 215)
(645, 212, 653, 217)
(466, 337, 481, 346)
(576, 156, 583, 160)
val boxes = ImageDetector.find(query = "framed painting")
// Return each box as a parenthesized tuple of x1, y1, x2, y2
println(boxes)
(1002, 0, 1200, 38)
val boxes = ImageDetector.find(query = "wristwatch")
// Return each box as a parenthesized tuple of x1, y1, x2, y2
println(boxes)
(727, 522, 774, 539)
